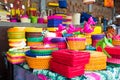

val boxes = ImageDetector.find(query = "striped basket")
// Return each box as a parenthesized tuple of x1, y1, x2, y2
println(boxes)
(25, 56, 51, 69)
(67, 37, 86, 50)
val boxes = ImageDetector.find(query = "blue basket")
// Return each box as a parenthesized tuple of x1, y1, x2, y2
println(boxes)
(48, 19, 62, 27)
(59, 0, 67, 8)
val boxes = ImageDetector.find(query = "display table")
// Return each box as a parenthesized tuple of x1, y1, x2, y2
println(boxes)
(13, 63, 120, 80)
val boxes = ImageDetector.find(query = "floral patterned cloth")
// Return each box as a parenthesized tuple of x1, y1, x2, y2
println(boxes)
(14, 63, 120, 80)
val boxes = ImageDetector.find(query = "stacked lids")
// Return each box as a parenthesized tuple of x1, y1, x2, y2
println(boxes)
(7, 27, 26, 48)
(83, 50, 107, 70)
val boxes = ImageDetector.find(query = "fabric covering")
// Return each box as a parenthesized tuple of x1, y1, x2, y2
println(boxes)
(14, 63, 120, 80)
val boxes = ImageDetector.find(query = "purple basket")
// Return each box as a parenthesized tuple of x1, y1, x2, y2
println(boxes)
(92, 34, 105, 40)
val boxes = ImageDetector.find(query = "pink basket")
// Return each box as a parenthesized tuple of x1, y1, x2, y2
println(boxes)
(50, 60, 84, 78)
(52, 49, 90, 66)
(107, 58, 120, 64)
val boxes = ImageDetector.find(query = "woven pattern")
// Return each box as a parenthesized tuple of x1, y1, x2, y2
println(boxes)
(67, 37, 86, 50)
(25, 56, 51, 69)
(84, 51, 107, 70)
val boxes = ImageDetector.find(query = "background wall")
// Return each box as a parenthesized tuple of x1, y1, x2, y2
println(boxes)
(0, 0, 113, 19)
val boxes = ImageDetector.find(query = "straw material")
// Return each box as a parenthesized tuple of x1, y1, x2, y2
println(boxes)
(85, 34, 92, 45)
(85, 64, 106, 70)
(83, 51, 107, 70)
(112, 40, 120, 46)
(67, 37, 86, 50)
(25, 56, 51, 69)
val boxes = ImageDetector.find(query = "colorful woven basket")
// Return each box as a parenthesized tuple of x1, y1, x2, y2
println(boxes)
(25, 56, 51, 69)
(6, 48, 26, 64)
(30, 45, 58, 55)
(67, 37, 86, 50)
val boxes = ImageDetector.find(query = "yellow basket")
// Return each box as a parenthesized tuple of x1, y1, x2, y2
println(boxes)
(67, 37, 86, 50)
(83, 51, 107, 70)
(25, 56, 51, 69)
(85, 63, 106, 70)
(85, 34, 92, 45)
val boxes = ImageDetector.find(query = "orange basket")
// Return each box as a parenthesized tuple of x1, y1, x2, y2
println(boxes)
(27, 42, 43, 46)
(25, 56, 51, 69)
(112, 39, 120, 46)
(67, 37, 86, 50)
(85, 34, 92, 45)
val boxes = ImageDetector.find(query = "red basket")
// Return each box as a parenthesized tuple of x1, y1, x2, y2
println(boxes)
(52, 49, 90, 66)
(50, 60, 84, 78)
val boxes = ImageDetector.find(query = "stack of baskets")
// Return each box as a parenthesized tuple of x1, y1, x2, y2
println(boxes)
(7, 27, 26, 48)
(7, 48, 28, 64)
(112, 35, 120, 46)
(25, 44, 58, 69)
(84, 50, 107, 70)
(67, 37, 86, 50)
(51, 37, 67, 49)
(25, 28, 43, 46)
(50, 49, 90, 78)
(47, 15, 63, 27)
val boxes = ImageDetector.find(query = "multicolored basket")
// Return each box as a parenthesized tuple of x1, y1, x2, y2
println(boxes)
(67, 37, 86, 50)
(30, 45, 58, 55)
(25, 55, 51, 69)
(92, 34, 105, 47)
(6, 48, 26, 64)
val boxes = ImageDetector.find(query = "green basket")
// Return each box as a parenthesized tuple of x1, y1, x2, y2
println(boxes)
(27, 36, 43, 42)
(30, 48, 58, 55)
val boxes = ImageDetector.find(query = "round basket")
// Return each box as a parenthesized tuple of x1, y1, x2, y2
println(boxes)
(25, 56, 51, 69)
(26, 50, 51, 57)
(67, 37, 86, 50)
(30, 45, 58, 55)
